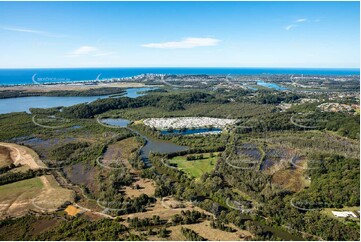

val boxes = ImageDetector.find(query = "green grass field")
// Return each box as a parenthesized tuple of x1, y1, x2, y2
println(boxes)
(0, 175, 75, 218)
(169, 152, 219, 179)
(0, 177, 43, 201)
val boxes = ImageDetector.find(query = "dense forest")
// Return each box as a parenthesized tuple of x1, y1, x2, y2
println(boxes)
(0, 87, 126, 99)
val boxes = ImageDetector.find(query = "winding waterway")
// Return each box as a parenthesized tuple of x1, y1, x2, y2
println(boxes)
(100, 118, 188, 165)
(257, 80, 288, 90)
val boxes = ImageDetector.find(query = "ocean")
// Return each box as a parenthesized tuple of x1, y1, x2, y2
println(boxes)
(0, 67, 359, 86)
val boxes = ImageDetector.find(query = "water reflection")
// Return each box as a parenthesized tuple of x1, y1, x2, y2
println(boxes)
(100, 119, 188, 165)
(0, 87, 156, 114)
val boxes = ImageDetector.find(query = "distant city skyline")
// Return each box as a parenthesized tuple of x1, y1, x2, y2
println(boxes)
(0, 1, 359, 68)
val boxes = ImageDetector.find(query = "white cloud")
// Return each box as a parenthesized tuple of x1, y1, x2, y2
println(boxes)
(141, 37, 220, 49)
(284, 18, 309, 31)
(285, 25, 296, 31)
(296, 18, 307, 23)
(1, 26, 44, 34)
(0, 26, 67, 38)
(66, 46, 116, 57)
(68, 46, 98, 57)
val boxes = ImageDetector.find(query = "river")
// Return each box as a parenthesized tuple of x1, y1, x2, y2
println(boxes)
(100, 118, 188, 165)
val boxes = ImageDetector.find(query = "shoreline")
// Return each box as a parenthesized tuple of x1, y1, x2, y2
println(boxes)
(0, 81, 153, 93)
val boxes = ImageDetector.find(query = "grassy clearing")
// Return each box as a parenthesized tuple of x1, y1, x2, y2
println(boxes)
(0, 177, 43, 198)
(169, 152, 219, 179)
(123, 178, 156, 198)
(120, 196, 212, 222)
(0, 175, 74, 218)
(28, 175, 75, 212)
(0, 177, 43, 218)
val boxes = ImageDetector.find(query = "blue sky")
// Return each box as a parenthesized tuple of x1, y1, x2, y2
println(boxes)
(0, 1, 359, 68)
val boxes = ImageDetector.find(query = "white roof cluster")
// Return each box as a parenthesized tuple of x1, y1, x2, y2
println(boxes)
(331, 211, 357, 218)
(143, 117, 236, 130)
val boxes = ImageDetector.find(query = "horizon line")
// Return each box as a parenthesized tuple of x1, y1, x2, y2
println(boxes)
(0, 66, 359, 70)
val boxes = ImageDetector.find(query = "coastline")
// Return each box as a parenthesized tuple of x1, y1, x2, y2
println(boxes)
(0, 82, 148, 93)
(0, 67, 359, 86)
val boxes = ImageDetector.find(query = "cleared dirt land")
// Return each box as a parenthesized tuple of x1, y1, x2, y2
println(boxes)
(123, 178, 156, 198)
(0, 142, 46, 170)
(0, 143, 75, 218)
(0, 146, 12, 167)
(64, 205, 81, 216)
(121, 196, 213, 222)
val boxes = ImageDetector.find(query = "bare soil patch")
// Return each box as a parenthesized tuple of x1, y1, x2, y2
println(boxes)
(0, 146, 12, 167)
(121, 196, 211, 221)
(65, 205, 81, 216)
(0, 142, 46, 170)
(123, 178, 155, 198)
(33, 175, 75, 212)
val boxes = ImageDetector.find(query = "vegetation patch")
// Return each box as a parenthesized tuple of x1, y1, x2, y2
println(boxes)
(169, 152, 219, 179)
(101, 137, 140, 169)
(168, 221, 251, 241)
(271, 159, 308, 192)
